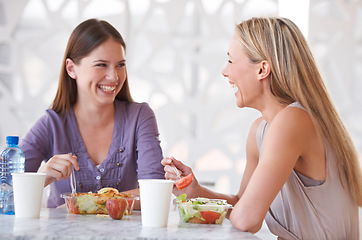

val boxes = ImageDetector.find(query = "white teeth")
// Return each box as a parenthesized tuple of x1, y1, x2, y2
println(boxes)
(230, 83, 238, 94)
(98, 85, 116, 92)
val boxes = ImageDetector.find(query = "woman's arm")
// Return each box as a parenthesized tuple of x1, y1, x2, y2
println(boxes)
(135, 103, 165, 179)
(19, 112, 79, 187)
(19, 116, 50, 172)
(38, 154, 78, 187)
(230, 107, 313, 233)
(161, 117, 264, 206)
(235, 117, 263, 199)
(162, 156, 239, 205)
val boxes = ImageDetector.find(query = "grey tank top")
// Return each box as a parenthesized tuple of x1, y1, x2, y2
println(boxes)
(257, 102, 359, 240)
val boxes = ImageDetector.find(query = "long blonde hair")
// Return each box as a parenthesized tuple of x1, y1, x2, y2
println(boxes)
(235, 17, 362, 206)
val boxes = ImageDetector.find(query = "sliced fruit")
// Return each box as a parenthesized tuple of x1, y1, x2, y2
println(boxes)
(175, 173, 193, 189)
(98, 187, 119, 195)
(200, 211, 221, 224)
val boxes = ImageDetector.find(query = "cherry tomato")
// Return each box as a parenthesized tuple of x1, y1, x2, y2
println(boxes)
(175, 173, 193, 189)
(200, 211, 221, 224)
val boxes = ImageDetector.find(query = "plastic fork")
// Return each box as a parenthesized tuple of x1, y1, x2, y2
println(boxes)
(68, 153, 77, 196)
(170, 156, 181, 180)
(70, 166, 76, 196)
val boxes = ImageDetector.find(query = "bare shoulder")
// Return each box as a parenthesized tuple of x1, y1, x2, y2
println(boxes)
(265, 105, 318, 158)
(277, 105, 310, 120)
(269, 105, 325, 179)
(272, 105, 314, 133)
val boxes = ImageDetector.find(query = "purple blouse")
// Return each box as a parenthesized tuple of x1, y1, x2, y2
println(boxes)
(19, 101, 165, 208)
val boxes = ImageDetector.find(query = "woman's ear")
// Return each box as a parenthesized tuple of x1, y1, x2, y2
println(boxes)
(257, 60, 271, 80)
(65, 58, 77, 79)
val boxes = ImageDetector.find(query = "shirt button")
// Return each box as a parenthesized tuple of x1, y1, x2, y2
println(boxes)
(119, 149, 124, 153)
(116, 163, 121, 167)
(96, 176, 101, 180)
(99, 168, 104, 173)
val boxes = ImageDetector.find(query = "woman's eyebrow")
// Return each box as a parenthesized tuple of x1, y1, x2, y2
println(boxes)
(92, 59, 126, 63)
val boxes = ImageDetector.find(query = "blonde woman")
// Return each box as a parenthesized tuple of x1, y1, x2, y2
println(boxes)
(162, 17, 362, 239)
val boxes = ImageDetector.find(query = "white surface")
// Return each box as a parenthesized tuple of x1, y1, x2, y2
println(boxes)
(12, 173, 46, 218)
(0, 208, 260, 239)
(138, 179, 174, 227)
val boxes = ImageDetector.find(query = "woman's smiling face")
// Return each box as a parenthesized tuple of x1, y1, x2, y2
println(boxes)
(222, 35, 262, 108)
(66, 38, 126, 107)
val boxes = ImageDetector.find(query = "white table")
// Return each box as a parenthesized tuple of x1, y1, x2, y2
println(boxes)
(0, 207, 261, 239)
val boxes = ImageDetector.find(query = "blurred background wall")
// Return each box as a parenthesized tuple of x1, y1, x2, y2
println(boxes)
(0, 0, 361, 196)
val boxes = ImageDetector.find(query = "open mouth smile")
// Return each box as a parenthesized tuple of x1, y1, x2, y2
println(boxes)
(98, 84, 118, 93)
(229, 82, 238, 95)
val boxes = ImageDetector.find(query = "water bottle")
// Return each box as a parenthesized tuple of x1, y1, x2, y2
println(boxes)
(0, 136, 25, 215)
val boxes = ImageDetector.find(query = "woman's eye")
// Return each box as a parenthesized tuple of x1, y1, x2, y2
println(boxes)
(118, 62, 126, 68)
(96, 63, 107, 67)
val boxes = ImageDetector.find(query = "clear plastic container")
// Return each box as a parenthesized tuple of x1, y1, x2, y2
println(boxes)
(61, 192, 138, 215)
(176, 197, 232, 224)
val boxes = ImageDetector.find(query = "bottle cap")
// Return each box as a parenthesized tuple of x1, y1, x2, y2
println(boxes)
(6, 136, 19, 145)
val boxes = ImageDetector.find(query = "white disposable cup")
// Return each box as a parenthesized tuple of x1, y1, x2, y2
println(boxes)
(138, 179, 174, 227)
(12, 173, 46, 218)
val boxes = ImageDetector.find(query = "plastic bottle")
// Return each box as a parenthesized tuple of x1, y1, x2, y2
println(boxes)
(0, 136, 25, 215)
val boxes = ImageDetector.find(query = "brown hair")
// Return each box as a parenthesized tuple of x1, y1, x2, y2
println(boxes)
(51, 18, 133, 113)
(235, 17, 362, 205)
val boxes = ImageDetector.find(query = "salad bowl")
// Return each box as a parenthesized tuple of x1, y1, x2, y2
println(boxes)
(176, 194, 232, 224)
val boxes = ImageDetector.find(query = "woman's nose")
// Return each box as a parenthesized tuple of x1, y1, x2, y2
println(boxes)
(221, 66, 228, 77)
(106, 68, 119, 80)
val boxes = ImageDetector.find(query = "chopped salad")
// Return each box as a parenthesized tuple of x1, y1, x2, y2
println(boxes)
(176, 194, 232, 224)
(61, 188, 138, 215)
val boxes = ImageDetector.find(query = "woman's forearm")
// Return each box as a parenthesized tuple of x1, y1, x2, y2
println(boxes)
(196, 185, 240, 206)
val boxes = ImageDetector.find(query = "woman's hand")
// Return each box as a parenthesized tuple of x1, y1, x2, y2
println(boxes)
(37, 154, 79, 187)
(161, 156, 201, 198)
